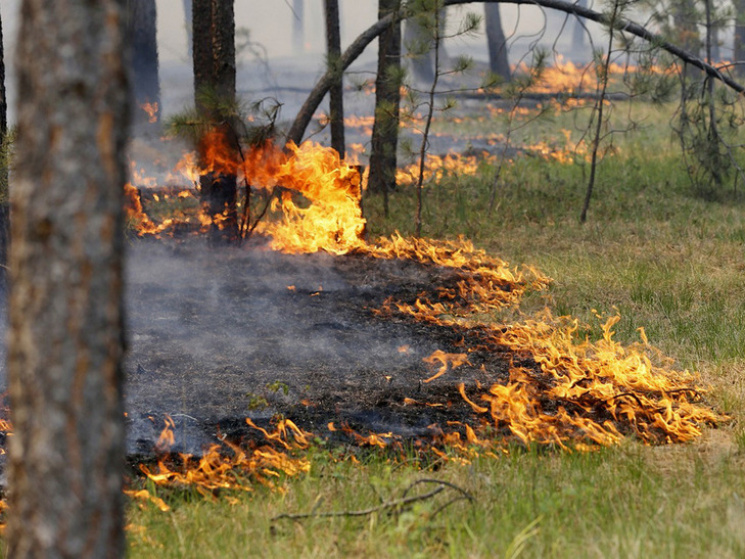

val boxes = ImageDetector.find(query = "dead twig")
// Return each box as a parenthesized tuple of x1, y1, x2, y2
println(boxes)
(271, 478, 473, 522)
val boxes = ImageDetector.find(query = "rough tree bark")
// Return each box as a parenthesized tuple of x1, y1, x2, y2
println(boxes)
(484, 3, 510, 81)
(128, 0, 161, 129)
(368, 0, 402, 216)
(0, 7, 8, 273)
(286, 0, 745, 147)
(7, 0, 130, 556)
(193, 0, 238, 244)
(324, 0, 345, 158)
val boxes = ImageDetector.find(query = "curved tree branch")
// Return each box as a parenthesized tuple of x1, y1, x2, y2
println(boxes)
(286, 13, 395, 145)
(286, 0, 745, 146)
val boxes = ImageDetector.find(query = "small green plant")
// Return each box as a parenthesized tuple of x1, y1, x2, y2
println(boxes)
(245, 393, 269, 411)
(266, 380, 289, 396)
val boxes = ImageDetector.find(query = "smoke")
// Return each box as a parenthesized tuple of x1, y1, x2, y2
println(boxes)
(123, 241, 438, 455)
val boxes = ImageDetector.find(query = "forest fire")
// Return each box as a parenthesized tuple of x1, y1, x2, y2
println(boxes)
(121, 132, 724, 500)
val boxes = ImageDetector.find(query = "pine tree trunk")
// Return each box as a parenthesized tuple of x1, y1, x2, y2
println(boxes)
(128, 0, 160, 130)
(484, 3, 510, 81)
(368, 0, 402, 213)
(193, 0, 238, 244)
(7, 0, 130, 556)
(0, 7, 8, 273)
(324, 0, 345, 158)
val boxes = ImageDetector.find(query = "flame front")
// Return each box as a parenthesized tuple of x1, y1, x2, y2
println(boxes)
(247, 141, 366, 255)
(120, 126, 725, 500)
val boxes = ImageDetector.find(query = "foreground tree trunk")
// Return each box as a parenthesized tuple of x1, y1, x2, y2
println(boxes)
(484, 3, 510, 81)
(128, 0, 161, 130)
(368, 0, 402, 215)
(193, 0, 238, 244)
(0, 7, 8, 273)
(324, 0, 345, 158)
(8, 0, 130, 556)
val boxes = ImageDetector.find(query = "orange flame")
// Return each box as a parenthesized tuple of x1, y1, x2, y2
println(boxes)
(122, 125, 723, 472)
(140, 102, 159, 124)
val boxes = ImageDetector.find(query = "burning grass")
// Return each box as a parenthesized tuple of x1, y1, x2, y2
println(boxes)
(121, 77, 745, 558)
(118, 130, 726, 513)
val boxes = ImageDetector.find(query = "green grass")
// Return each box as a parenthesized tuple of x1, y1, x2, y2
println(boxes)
(129, 444, 745, 558)
(127, 99, 745, 557)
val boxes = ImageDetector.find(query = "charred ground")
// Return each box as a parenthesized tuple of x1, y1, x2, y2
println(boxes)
(124, 237, 516, 458)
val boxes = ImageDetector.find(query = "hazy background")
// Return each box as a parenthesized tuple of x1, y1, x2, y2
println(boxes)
(0, 1, 595, 123)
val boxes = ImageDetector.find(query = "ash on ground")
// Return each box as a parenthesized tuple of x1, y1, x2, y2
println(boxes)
(124, 238, 510, 458)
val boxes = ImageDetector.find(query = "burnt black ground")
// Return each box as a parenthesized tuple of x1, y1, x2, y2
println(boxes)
(124, 238, 511, 458)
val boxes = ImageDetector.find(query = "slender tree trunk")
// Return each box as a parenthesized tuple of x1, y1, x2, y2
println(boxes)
(484, 3, 510, 81)
(128, 0, 160, 130)
(368, 0, 402, 216)
(324, 0, 345, 158)
(580, 0, 618, 223)
(735, 0, 745, 77)
(193, 0, 238, 244)
(293, 0, 305, 54)
(8, 0, 130, 556)
(705, 0, 722, 186)
(415, 6, 441, 237)
(0, 7, 8, 274)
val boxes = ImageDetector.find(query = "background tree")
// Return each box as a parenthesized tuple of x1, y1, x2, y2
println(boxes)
(0, 6, 8, 273)
(293, 0, 305, 55)
(183, 0, 193, 57)
(324, 0, 345, 158)
(7, 0, 130, 556)
(571, 0, 588, 51)
(193, 0, 238, 243)
(734, 0, 745, 76)
(128, 0, 161, 129)
(404, 3, 437, 83)
(484, 3, 510, 81)
(288, 0, 745, 147)
(368, 0, 403, 216)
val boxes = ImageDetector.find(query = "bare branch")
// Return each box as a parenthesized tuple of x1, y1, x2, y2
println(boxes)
(285, 0, 745, 146)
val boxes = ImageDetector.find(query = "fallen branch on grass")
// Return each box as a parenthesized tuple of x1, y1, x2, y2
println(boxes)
(271, 478, 474, 522)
